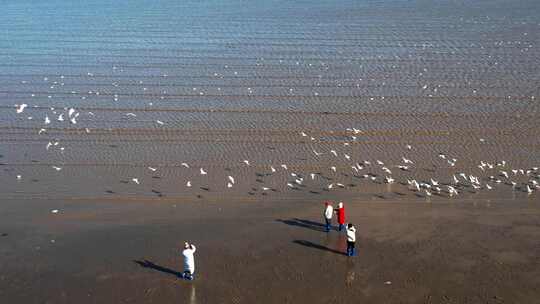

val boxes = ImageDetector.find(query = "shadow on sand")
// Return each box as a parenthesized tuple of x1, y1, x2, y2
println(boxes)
(276, 218, 327, 232)
(293, 240, 346, 256)
(133, 259, 181, 277)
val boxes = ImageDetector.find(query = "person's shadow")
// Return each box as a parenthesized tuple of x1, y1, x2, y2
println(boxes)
(293, 240, 346, 255)
(133, 259, 181, 277)
(276, 218, 327, 232)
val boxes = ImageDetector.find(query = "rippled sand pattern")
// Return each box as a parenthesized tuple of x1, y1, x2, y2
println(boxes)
(1, 0, 539, 201)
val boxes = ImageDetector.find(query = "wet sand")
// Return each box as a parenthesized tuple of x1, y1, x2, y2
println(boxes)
(1, 199, 540, 303)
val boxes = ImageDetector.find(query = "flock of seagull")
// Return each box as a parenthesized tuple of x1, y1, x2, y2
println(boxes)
(13, 98, 539, 200)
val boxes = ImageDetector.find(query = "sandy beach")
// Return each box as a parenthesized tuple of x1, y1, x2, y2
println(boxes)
(2, 199, 540, 303)
(1, 0, 540, 303)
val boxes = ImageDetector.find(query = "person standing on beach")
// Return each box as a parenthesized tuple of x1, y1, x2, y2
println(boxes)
(335, 202, 346, 231)
(346, 223, 356, 256)
(323, 201, 334, 232)
(182, 242, 197, 280)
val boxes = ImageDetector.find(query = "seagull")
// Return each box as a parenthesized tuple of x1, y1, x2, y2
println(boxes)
(262, 187, 270, 191)
(186, 181, 192, 187)
(68, 108, 75, 117)
(38, 128, 46, 135)
(200, 168, 207, 175)
(132, 178, 140, 185)
(227, 176, 235, 184)
(344, 154, 351, 160)
(486, 184, 493, 190)
(270, 166, 276, 173)
(181, 162, 190, 168)
(52, 166, 62, 171)
(402, 157, 413, 164)
(328, 183, 334, 189)
(526, 185, 533, 194)
(453, 175, 459, 184)
(330, 166, 337, 172)
(243, 160, 250, 166)
(313, 150, 323, 156)
(126, 113, 137, 117)
(430, 179, 439, 186)
(310, 173, 316, 180)
(16, 175, 22, 180)
(51, 209, 59, 214)
(330, 150, 338, 157)
(425, 190, 432, 197)
(227, 182, 233, 188)
(70, 117, 77, 124)
(281, 164, 288, 170)
(46, 142, 52, 150)
(57, 113, 64, 121)
(300, 132, 307, 137)
(148, 167, 157, 172)
(438, 153, 446, 159)
(406, 144, 412, 150)
(287, 183, 295, 188)
(336, 183, 345, 188)
(376, 160, 384, 165)
(156, 120, 164, 125)
(382, 167, 392, 174)
(44, 115, 51, 124)
(385, 176, 395, 184)
(16, 104, 28, 114)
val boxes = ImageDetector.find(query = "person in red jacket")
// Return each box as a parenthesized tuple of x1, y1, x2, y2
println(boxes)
(335, 202, 346, 231)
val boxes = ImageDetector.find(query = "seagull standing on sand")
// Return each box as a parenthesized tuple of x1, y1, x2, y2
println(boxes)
(132, 178, 140, 185)
(200, 168, 207, 175)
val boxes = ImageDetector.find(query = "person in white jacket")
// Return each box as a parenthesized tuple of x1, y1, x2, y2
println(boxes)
(323, 201, 334, 232)
(182, 242, 197, 280)
(346, 223, 356, 257)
